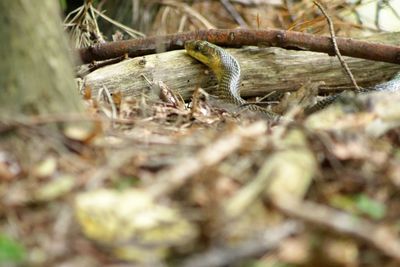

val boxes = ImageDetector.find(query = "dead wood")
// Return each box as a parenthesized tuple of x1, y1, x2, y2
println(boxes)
(83, 32, 400, 101)
(78, 29, 400, 64)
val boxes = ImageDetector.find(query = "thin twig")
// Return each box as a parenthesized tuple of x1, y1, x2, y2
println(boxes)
(97, 85, 118, 127)
(0, 114, 102, 133)
(178, 14, 188, 32)
(148, 121, 268, 199)
(180, 221, 301, 267)
(64, 0, 104, 48)
(86, 148, 139, 189)
(314, 1, 361, 91)
(64, 1, 144, 48)
(375, 0, 384, 30)
(375, 0, 400, 30)
(220, 0, 249, 28)
(91, 8, 145, 38)
(273, 197, 400, 262)
(386, 0, 400, 20)
(83, 54, 127, 75)
(161, 0, 216, 29)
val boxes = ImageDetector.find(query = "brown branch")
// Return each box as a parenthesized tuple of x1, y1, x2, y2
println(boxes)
(78, 28, 400, 65)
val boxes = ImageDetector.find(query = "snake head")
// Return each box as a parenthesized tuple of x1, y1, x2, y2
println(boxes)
(185, 40, 222, 71)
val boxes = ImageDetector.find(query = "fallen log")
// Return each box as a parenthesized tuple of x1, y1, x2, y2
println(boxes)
(83, 33, 400, 101)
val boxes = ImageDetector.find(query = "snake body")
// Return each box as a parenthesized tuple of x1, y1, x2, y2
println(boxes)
(304, 73, 400, 114)
(185, 40, 279, 120)
(185, 40, 400, 119)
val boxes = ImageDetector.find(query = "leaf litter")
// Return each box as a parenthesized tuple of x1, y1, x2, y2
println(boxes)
(2, 81, 400, 266)
(2, 1, 400, 266)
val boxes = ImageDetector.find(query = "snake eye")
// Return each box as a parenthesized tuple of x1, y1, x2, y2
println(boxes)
(194, 43, 201, 51)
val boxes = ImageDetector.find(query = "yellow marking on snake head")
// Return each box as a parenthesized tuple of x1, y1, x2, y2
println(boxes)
(185, 40, 224, 79)
(184, 40, 280, 120)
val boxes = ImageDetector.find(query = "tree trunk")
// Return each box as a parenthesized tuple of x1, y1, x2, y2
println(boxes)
(0, 0, 88, 168)
(0, 0, 83, 118)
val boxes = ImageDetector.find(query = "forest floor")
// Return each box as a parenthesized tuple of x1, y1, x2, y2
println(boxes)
(2, 1, 400, 267)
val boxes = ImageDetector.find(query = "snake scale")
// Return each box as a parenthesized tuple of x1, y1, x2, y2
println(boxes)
(185, 40, 279, 121)
(185, 40, 400, 120)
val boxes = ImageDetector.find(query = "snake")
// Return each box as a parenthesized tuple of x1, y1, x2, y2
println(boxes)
(185, 40, 400, 119)
(304, 72, 400, 114)
(184, 40, 279, 121)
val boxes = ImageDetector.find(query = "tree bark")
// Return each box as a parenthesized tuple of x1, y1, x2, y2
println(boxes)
(0, 0, 83, 118)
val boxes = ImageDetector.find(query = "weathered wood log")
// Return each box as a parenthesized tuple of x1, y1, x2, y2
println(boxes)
(83, 33, 400, 101)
